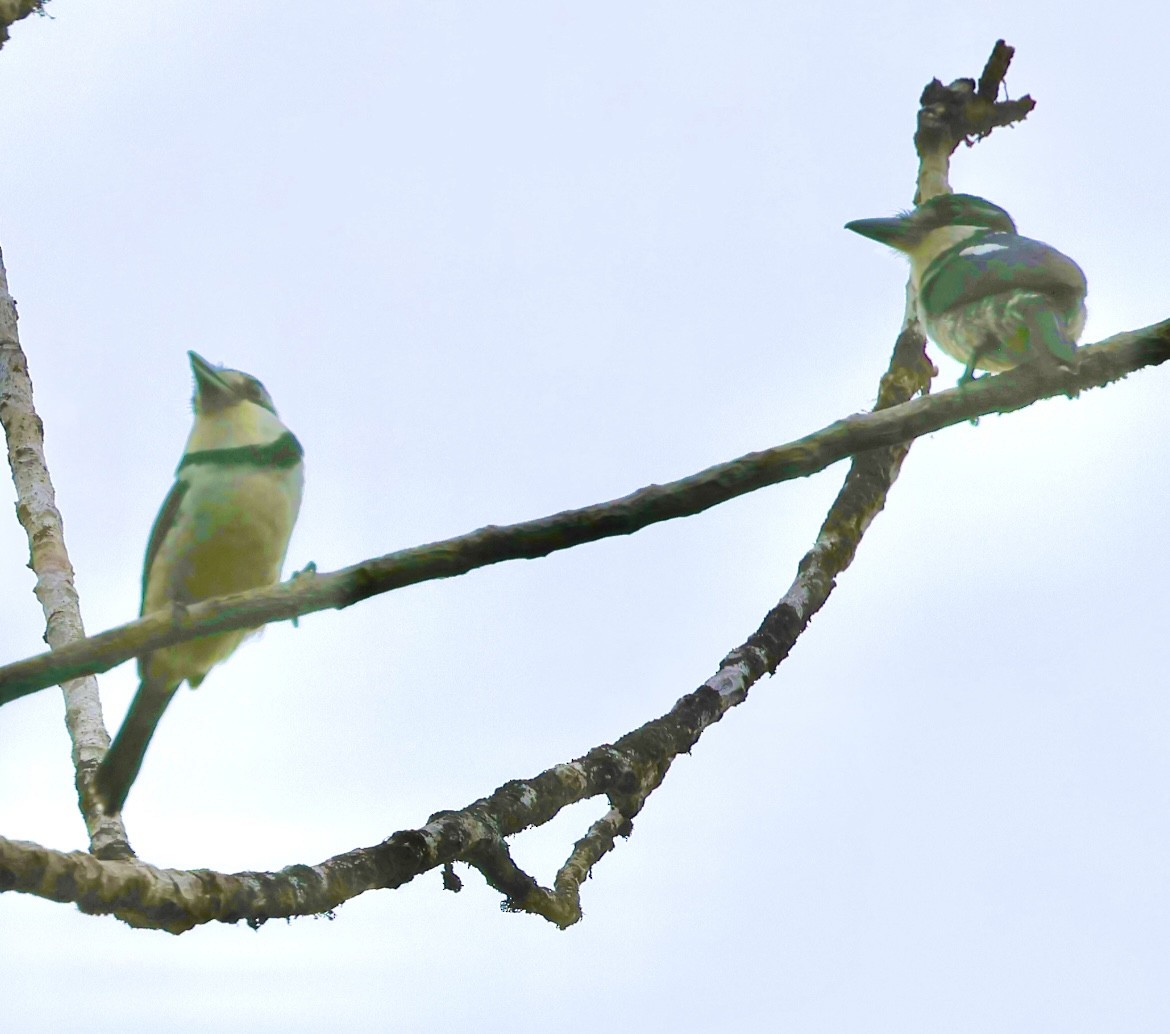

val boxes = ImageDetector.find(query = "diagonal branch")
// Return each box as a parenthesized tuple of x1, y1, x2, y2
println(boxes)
(0, 320, 1167, 709)
(405, 37, 1165, 922)
(460, 326, 936, 925)
(0, 324, 937, 933)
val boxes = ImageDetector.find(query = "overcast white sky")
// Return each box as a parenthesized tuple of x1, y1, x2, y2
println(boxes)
(2, 2, 1169, 1030)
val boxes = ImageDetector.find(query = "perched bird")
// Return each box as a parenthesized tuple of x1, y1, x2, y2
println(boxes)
(846, 193, 1087, 383)
(93, 352, 304, 814)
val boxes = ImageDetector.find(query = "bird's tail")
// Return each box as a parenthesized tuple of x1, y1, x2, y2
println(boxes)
(93, 678, 179, 814)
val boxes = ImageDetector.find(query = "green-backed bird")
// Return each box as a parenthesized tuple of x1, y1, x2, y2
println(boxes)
(93, 352, 304, 814)
(845, 193, 1087, 383)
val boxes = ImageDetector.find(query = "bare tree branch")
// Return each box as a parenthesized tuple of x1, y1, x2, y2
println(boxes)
(0, 247, 127, 857)
(460, 47, 999, 921)
(915, 39, 1035, 160)
(3, 39, 1163, 932)
(0, 321, 1166, 711)
(0, 323, 935, 932)
(465, 321, 938, 925)
(0, 737, 677, 932)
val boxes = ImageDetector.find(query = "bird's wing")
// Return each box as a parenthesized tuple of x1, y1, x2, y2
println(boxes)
(921, 233, 1087, 316)
(140, 478, 189, 614)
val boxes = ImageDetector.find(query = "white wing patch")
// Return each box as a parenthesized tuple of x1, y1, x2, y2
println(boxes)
(960, 242, 1009, 258)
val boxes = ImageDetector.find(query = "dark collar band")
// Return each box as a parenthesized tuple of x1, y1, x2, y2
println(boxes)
(178, 431, 303, 472)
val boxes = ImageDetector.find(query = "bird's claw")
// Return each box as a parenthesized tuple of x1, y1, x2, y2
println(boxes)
(290, 562, 316, 627)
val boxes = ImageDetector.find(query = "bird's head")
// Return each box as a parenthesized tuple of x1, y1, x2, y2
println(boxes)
(190, 351, 278, 416)
(846, 194, 1018, 285)
(845, 194, 1016, 251)
(186, 352, 291, 452)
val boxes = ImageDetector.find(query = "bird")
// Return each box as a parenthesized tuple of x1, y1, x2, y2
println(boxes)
(845, 193, 1087, 383)
(93, 351, 304, 815)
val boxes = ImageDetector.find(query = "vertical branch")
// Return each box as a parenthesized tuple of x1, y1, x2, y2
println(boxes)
(707, 41, 1034, 734)
(0, 245, 129, 857)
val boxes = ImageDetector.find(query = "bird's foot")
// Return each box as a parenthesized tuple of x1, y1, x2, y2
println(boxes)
(290, 562, 316, 627)
(958, 359, 987, 388)
(958, 366, 986, 422)
(957, 364, 987, 425)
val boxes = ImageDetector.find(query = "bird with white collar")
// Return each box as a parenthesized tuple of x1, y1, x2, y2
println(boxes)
(94, 351, 304, 814)
(846, 193, 1087, 384)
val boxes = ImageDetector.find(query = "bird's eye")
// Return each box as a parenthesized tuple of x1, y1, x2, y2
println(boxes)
(239, 376, 276, 412)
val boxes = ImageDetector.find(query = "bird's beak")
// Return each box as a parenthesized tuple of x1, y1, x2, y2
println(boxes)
(189, 351, 234, 407)
(844, 217, 919, 251)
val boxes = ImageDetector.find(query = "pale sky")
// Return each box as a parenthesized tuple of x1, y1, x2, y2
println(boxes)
(2, 2, 1168, 1031)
